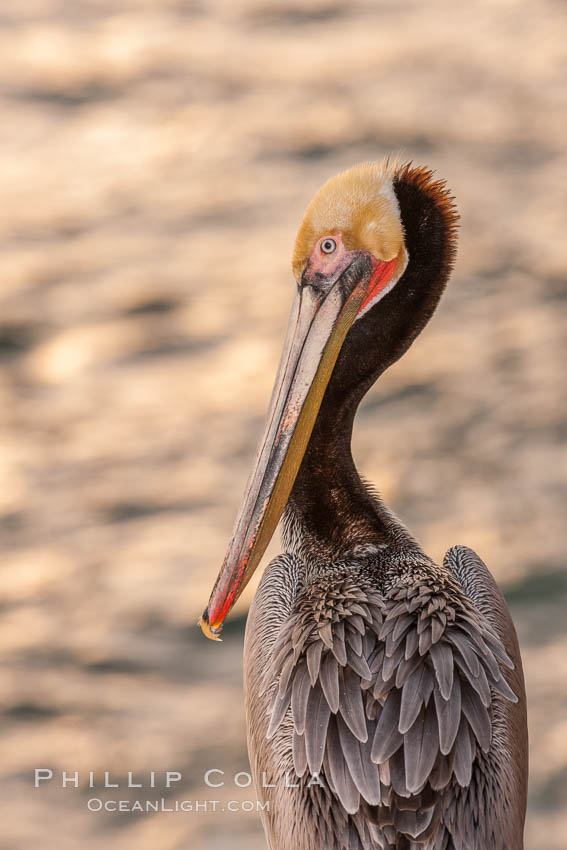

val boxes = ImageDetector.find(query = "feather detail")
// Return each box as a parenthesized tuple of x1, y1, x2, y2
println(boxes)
(320, 651, 340, 712)
(372, 689, 404, 764)
(306, 640, 323, 686)
(292, 731, 307, 777)
(261, 547, 521, 850)
(337, 713, 381, 805)
(325, 715, 360, 814)
(460, 685, 492, 752)
(434, 676, 461, 755)
(305, 685, 331, 774)
(452, 717, 474, 787)
(339, 665, 368, 742)
(404, 698, 440, 793)
(267, 680, 292, 739)
(291, 663, 312, 735)
(399, 666, 428, 734)
(429, 641, 454, 700)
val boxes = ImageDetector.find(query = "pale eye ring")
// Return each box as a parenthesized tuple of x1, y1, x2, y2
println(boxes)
(320, 237, 337, 255)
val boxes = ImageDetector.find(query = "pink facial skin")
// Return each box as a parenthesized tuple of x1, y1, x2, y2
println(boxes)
(309, 233, 347, 275)
(301, 232, 399, 320)
(301, 233, 359, 289)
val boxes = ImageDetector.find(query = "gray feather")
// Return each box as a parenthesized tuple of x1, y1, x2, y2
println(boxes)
(405, 627, 419, 659)
(389, 744, 410, 797)
(292, 731, 307, 777)
(338, 665, 368, 742)
(332, 620, 348, 666)
(349, 614, 366, 635)
(306, 640, 323, 686)
(404, 698, 440, 793)
(395, 651, 422, 688)
(461, 684, 492, 751)
(347, 627, 363, 656)
(320, 651, 340, 712)
(305, 685, 331, 774)
(336, 713, 381, 805)
(448, 630, 481, 677)
(418, 624, 433, 656)
(267, 681, 291, 739)
(452, 717, 474, 787)
(430, 616, 445, 644)
(325, 715, 360, 814)
(382, 642, 406, 681)
(347, 645, 373, 681)
(434, 675, 461, 755)
(291, 663, 312, 734)
(491, 671, 518, 703)
(429, 641, 454, 700)
(319, 620, 333, 650)
(429, 747, 455, 790)
(394, 804, 435, 839)
(371, 688, 403, 764)
(278, 651, 295, 696)
(399, 665, 427, 734)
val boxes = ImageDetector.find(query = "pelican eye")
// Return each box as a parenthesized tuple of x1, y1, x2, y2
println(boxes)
(320, 237, 337, 254)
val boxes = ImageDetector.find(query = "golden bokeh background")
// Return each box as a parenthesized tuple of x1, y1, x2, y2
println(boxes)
(2, 1, 566, 848)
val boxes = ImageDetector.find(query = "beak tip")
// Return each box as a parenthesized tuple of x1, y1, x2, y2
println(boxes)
(199, 610, 223, 642)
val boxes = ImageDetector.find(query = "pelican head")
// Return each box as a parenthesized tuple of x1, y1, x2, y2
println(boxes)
(201, 160, 456, 639)
(292, 161, 408, 300)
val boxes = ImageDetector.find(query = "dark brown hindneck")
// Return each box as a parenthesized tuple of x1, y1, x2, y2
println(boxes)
(284, 402, 408, 562)
(285, 164, 459, 561)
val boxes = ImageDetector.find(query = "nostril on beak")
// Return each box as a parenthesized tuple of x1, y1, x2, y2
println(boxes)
(301, 266, 324, 288)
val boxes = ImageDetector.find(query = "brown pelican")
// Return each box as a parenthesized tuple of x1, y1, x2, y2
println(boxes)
(200, 160, 528, 849)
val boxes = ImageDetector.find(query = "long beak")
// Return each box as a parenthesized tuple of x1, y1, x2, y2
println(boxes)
(200, 254, 385, 640)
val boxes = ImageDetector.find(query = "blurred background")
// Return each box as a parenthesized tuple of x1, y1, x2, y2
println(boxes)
(1, 1, 566, 848)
